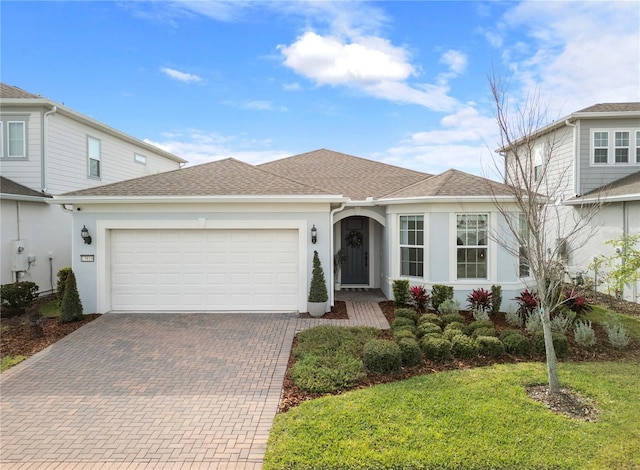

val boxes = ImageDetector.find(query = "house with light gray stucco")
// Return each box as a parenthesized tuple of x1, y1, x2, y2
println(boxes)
(0, 83, 186, 293)
(52, 149, 529, 314)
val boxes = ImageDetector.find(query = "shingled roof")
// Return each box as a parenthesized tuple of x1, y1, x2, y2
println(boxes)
(63, 158, 334, 197)
(576, 103, 640, 113)
(0, 83, 42, 99)
(0, 177, 49, 198)
(577, 170, 640, 201)
(258, 149, 432, 200)
(381, 169, 515, 199)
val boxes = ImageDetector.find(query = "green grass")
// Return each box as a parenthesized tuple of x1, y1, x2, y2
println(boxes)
(585, 306, 640, 339)
(38, 298, 60, 318)
(265, 361, 640, 470)
(1, 355, 26, 372)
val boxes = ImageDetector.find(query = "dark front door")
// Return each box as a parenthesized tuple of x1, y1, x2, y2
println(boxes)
(341, 217, 369, 285)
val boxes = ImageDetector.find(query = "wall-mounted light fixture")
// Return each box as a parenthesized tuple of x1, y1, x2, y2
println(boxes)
(81, 225, 92, 245)
(311, 225, 317, 244)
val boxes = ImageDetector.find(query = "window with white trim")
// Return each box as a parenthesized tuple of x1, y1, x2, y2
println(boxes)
(7, 121, 26, 158)
(456, 214, 488, 279)
(635, 131, 640, 163)
(87, 136, 101, 178)
(0, 121, 3, 158)
(134, 153, 147, 165)
(399, 215, 424, 277)
(614, 131, 630, 163)
(593, 131, 608, 164)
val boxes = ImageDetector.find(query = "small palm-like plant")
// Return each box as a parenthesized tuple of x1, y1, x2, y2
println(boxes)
(408, 285, 430, 313)
(514, 288, 539, 315)
(466, 287, 492, 312)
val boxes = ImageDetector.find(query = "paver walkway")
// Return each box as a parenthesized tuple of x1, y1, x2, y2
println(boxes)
(1, 298, 388, 470)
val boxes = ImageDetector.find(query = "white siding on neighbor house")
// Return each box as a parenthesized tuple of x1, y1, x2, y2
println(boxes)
(0, 106, 43, 192)
(578, 117, 640, 195)
(46, 113, 180, 194)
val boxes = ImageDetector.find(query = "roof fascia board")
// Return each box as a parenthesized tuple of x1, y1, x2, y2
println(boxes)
(3, 99, 186, 164)
(377, 196, 518, 204)
(0, 193, 50, 202)
(49, 195, 349, 205)
(564, 194, 640, 205)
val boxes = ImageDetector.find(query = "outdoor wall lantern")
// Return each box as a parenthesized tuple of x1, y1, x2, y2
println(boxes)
(81, 225, 92, 245)
(311, 225, 318, 244)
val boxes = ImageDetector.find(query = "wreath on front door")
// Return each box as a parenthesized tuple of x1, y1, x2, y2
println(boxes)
(346, 230, 363, 248)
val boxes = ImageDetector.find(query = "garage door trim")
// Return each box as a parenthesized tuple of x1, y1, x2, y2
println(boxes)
(96, 219, 308, 313)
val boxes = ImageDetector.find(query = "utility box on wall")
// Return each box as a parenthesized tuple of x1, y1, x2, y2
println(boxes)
(11, 240, 27, 272)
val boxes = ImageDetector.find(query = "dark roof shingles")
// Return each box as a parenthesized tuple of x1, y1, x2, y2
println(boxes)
(0, 83, 42, 99)
(576, 103, 640, 113)
(0, 176, 49, 198)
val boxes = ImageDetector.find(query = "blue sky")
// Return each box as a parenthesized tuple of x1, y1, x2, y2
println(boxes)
(2, 1, 638, 177)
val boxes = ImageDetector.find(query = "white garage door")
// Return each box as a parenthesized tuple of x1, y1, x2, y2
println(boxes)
(110, 229, 299, 311)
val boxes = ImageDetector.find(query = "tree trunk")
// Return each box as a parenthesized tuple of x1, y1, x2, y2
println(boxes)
(540, 307, 561, 393)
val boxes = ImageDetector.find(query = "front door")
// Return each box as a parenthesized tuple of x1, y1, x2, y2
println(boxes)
(341, 217, 369, 285)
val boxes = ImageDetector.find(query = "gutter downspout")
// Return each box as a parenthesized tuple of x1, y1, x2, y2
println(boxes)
(329, 202, 347, 308)
(565, 119, 578, 196)
(42, 106, 58, 193)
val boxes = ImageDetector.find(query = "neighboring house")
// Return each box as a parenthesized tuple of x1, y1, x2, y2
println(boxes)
(0, 83, 186, 293)
(52, 149, 528, 314)
(500, 103, 640, 302)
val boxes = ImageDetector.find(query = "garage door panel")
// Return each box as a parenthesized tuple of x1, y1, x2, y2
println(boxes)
(111, 229, 299, 311)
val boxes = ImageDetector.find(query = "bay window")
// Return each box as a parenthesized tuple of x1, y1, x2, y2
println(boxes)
(456, 214, 488, 279)
(400, 215, 424, 277)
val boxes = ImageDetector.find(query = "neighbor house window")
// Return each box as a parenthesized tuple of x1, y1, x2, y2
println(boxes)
(0, 121, 3, 158)
(593, 131, 608, 164)
(88, 136, 101, 178)
(134, 153, 147, 165)
(7, 121, 26, 158)
(518, 214, 530, 277)
(456, 214, 488, 279)
(614, 131, 630, 163)
(400, 215, 424, 277)
(636, 131, 640, 163)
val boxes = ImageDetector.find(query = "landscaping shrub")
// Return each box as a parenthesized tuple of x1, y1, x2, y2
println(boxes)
(551, 311, 576, 334)
(464, 320, 494, 336)
(363, 340, 402, 374)
(499, 329, 522, 341)
(420, 336, 452, 362)
(441, 312, 465, 326)
(490, 284, 502, 315)
(418, 313, 443, 328)
(397, 337, 422, 366)
(0, 281, 39, 316)
(604, 323, 631, 349)
(505, 307, 523, 328)
(394, 324, 417, 336)
(394, 329, 416, 343)
(466, 287, 492, 312)
(395, 308, 418, 323)
(416, 322, 442, 339)
(443, 329, 464, 341)
(472, 307, 491, 322)
(501, 331, 532, 356)
(439, 299, 460, 316)
(562, 287, 593, 316)
(59, 270, 83, 323)
(308, 250, 328, 303)
(408, 285, 430, 313)
(472, 326, 497, 339)
(443, 319, 465, 331)
(450, 334, 478, 359)
(525, 311, 543, 334)
(476, 336, 505, 358)
(56, 267, 72, 305)
(431, 284, 454, 312)
(392, 317, 415, 330)
(392, 279, 411, 307)
(294, 325, 377, 358)
(515, 288, 539, 314)
(573, 320, 596, 348)
(534, 331, 569, 358)
(290, 354, 366, 393)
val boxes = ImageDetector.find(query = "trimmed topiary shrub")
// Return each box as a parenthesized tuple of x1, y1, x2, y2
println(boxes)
(450, 334, 478, 359)
(308, 251, 328, 303)
(501, 331, 532, 356)
(363, 340, 402, 374)
(490, 284, 502, 315)
(420, 337, 452, 362)
(439, 299, 460, 316)
(443, 329, 464, 342)
(60, 270, 83, 323)
(392, 317, 415, 329)
(395, 307, 418, 323)
(0, 281, 39, 317)
(441, 313, 465, 326)
(394, 324, 417, 336)
(444, 321, 465, 333)
(472, 327, 497, 338)
(416, 322, 442, 339)
(464, 320, 494, 336)
(291, 354, 367, 393)
(476, 336, 505, 358)
(418, 313, 443, 328)
(392, 279, 411, 307)
(431, 284, 454, 312)
(394, 329, 416, 343)
(397, 337, 422, 366)
(56, 267, 72, 305)
(534, 331, 569, 358)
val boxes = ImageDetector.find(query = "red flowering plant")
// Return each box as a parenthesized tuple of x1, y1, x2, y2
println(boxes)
(562, 287, 593, 317)
(408, 285, 431, 313)
(466, 287, 492, 312)
(514, 288, 540, 315)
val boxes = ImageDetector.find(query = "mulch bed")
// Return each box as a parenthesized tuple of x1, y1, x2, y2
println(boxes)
(297, 300, 348, 319)
(279, 297, 640, 414)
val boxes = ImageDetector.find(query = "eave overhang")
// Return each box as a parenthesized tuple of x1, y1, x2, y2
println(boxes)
(49, 194, 349, 205)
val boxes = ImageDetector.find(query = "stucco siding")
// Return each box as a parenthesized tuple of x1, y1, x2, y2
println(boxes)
(46, 113, 181, 194)
(429, 212, 449, 282)
(578, 117, 640, 195)
(0, 106, 43, 191)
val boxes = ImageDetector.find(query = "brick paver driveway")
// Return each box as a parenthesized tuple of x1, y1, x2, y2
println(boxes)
(1, 312, 299, 469)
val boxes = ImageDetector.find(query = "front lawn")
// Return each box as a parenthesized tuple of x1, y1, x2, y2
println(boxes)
(265, 361, 640, 470)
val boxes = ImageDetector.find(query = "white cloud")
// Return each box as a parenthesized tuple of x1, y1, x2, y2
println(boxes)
(440, 50, 468, 76)
(283, 82, 302, 91)
(160, 67, 202, 83)
(242, 100, 288, 112)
